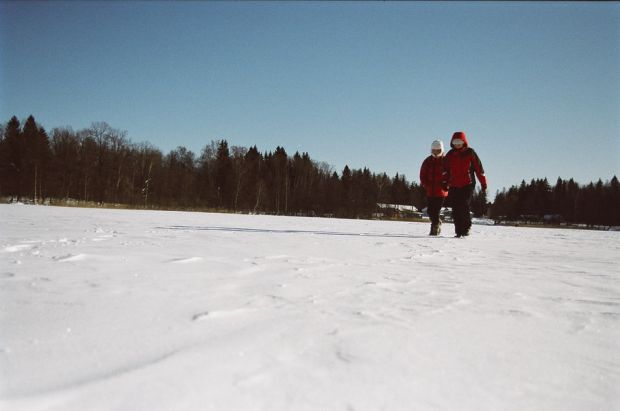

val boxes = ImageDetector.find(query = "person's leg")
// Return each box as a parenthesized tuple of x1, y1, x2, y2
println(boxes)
(434, 197, 445, 234)
(428, 197, 441, 235)
(437, 197, 445, 234)
(462, 186, 474, 235)
(450, 188, 463, 236)
(428, 197, 439, 225)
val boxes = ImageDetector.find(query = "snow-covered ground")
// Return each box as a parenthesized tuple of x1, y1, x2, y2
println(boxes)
(1, 204, 618, 411)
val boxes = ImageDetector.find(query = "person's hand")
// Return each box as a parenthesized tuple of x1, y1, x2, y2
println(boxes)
(481, 184, 487, 193)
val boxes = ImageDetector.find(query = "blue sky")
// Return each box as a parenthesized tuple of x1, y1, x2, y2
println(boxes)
(1, 1, 619, 198)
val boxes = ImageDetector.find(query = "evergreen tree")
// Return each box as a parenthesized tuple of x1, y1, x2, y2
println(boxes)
(376, 173, 391, 205)
(273, 146, 288, 214)
(410, 182, 426, 211)
(389, 173, 409, 205)
(565, 178, 579, 222)
(325, 171, 340, 216)
(231, 145, 248, 211)
(196, 141, 218, 207)
(471, 187, 489, 218)
(607, 176, 620, 226)
(340, 165, 352, 217)
(0, 117, 23, 199)
(592, 179, 606, 226)
(241, 146, 262, 212)
(359, 168, 377, 218)
(21, 116, 52, 203)
(214, 140, 233, 209)
(22, 116, 40, 201)
(289, 151, 313, 214)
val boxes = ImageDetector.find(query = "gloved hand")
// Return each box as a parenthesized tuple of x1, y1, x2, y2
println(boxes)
(481, 184, 487, 193)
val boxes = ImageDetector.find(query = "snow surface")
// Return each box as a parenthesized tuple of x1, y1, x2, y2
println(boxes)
(0, 204, 619, 411)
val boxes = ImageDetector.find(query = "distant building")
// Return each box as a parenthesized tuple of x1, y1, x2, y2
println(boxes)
(377, 203, 423, 219)
(543, 214, 563, 224)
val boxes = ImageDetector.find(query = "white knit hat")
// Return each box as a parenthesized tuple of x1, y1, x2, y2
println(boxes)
(431, 140, 444, 153)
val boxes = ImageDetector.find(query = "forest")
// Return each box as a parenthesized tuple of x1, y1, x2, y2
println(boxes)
(1, 115, 618, 226)
(490, 177, 619, 226)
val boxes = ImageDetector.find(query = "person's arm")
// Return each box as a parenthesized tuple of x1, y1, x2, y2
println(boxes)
(471, 149, 487, 190)
(420, 158, 428, 188)
(442, 154, 450, 191)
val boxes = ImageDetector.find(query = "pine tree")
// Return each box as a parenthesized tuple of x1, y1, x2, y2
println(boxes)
(273, 147, 288, 214)
(214, 140, 233, 209)
(410, 182, 426, 211)
(196, 141, 218, 207)
(0, 117, 22, 199)
(21, 116, 46, 203)
(390, 173, 409, 206)
(471, 187, 488, 218)
(340, 165, 352, 217)
(241, 146, 262, 213)
(231, 145, 248, 212)
(609, 176, 620, 226)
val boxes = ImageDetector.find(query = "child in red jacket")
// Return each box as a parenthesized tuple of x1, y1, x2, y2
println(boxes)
(443, 131, 487, 237)
(420, 140, 448, 235)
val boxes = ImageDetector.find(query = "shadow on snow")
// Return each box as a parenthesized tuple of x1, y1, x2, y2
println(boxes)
(155, 225, 435, 240)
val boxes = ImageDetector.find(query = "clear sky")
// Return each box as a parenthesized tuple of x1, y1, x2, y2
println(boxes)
(1, 1, 619, 198)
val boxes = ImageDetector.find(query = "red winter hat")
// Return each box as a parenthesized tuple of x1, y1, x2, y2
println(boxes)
(451, 131, 469, 148)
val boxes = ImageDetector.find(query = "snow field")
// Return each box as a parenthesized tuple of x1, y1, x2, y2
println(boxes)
(0, 204, 619, 410)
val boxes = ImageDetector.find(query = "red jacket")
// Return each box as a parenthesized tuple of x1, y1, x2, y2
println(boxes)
(420, 155, 448, 198)
(444, 132, 487, 189)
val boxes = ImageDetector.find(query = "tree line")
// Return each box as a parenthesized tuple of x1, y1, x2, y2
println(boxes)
(490, 177, 620, 226)
(1, 115, 617, 226)
(0, 115, 433, 218)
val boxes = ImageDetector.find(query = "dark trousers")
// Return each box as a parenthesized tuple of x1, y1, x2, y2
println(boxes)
(449, 186, 473, 235)
(427, 197, 444, 226)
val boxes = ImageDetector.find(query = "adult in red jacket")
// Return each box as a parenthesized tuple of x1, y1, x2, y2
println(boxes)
(420, 140, 448, 235)
(443, 131, 487, 237)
